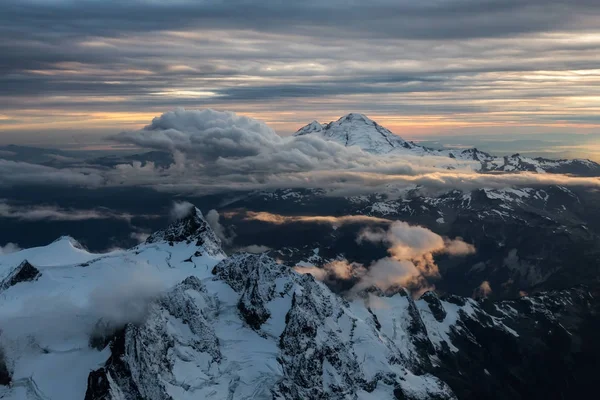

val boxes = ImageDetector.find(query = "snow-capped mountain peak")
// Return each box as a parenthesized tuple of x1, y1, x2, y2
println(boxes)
(146, 206, 224, 257)
(1, 205, 598, 399)
(294, 120, 323, 136)
(294, 113, 415, 154)
(295, 113, 600, 175)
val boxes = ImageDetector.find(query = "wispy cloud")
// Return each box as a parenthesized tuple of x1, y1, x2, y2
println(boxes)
(0, 242, 20, 255)
(0, 201, 151, 222)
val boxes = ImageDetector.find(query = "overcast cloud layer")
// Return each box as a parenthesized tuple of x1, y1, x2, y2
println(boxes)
(1, 0, 600, 146)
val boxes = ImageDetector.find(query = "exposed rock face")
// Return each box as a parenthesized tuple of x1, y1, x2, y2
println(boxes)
(2, 201, 598, 400)
(0, 260, 41, 291)
(0, 346, 10, 386)
(146, 206, 224, 258)
(420, 291, 447, 322)
(84, 253, 599, 400)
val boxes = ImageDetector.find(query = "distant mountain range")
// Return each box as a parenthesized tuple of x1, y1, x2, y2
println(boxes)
(295, 113, 600, 175)
(2, 114, 600, 399)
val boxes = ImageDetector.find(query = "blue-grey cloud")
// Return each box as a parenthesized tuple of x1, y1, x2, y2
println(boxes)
(1, 0, 600, 144)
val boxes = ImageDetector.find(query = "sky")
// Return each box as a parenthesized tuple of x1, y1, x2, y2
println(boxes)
(1, 0, 600, 156)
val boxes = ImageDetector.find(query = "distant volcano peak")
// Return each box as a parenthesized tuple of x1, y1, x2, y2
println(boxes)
(294, 113, 414, 154)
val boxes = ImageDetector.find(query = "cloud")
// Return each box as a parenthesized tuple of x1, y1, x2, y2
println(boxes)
(112, 109, 281, 159)
(238, 244, 271, 253)
(87, 269, 165, 333)
(205, 209, 236, 246)
(103, 109, 600, 197)
(0, 159, 103, 188)
(169, 200, 195, 220)
(1, 0, 600, 144)
(130, 231, 151, 244)
(353, 257, 426, 294)
(0, 242, 20, 255)
(356, 221, 475, 293)
(3, 110, 600, 198)
(235, 211, 392, 226)
(295, 259, 367, 282)
(0, 267, 165, 353)
(473, 281, 493, 299)
(0, 202, 137, 222)
(293, 219, 475, 296)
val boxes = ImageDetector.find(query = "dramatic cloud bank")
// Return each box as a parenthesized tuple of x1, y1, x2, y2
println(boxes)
(107, 109, 600, 196)
(2, 110, 600, 198)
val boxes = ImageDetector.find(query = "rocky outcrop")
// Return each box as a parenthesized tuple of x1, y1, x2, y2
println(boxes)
(146, 206, 224, 258)
(81, 251, 598, 400)
(0, 346, 10, 386)
(0, 260, 41, 291)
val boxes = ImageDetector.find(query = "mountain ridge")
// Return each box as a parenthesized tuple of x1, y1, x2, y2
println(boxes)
(1, 205, 599, 400)
(295, 113, 600, 175)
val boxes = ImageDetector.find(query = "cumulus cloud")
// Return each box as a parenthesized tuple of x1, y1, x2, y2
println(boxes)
(0, 202, 137, 222)
(293, 219, 475, 296)
(352, 257, 426, 294)
(0, 242, 20, 255)
(358, 221, 475, 276)
(112, 108, 282, 160)
(355, 221, 475, 294)
(473, 281, 493, 299)
(205, 209, 236, 246)
(87, 269, 165, 333)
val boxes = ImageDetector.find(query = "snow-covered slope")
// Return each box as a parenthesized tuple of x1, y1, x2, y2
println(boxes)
(294, 113, 417, 154)
(295, 114, 600, 175)
(0, 205, 597, 400)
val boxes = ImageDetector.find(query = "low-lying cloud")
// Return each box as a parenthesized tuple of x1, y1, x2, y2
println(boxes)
(295, 259, 367, 283)
(107, 109, 600, 196)
(295, 220, 475, 296)
(169, 200, 195, 220)
(238, 244, 271, 253)
(0, 159, 103, 188)
(0, 202, 139, 222)
(3, 109, 600, 199)
(206, 209, 236, 246)
(233, 211, 392, 226)
(0, 242, 20, 255)
(473, 281, 493, 299)
(0, 268, 166, 355)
